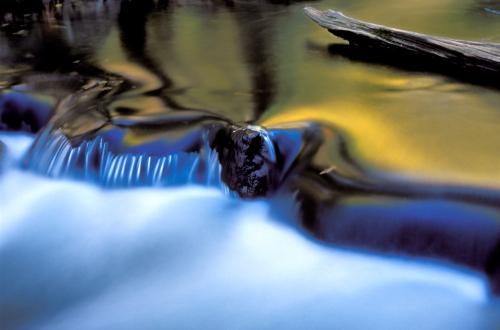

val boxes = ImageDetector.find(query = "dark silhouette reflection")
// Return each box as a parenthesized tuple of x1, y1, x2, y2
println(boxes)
(0, 0, 117, 74)
(218, 0, 317, 120)
(323, 42, 500, 90)
(242, 25, 276, 120)
(118, 0, 171, 90)
(222, 0, 317, 119)
(116, 0, 232, 116)
(0, 1, 121, 135)
(226, 3, 278, 120)
(0, 0, 44, 24)
(116, 0, 317, 122)
(48, 0, 65, 21)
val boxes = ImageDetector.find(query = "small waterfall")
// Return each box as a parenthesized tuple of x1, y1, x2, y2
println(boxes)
(22, 128, 229, 192)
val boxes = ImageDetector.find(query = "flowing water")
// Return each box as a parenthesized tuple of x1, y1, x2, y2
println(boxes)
(1, 0, 500, 329)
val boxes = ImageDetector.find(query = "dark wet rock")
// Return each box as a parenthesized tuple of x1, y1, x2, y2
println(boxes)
(215, 123, 323, 198)
(0, 91, 54, 133)
(215, 125, 278, 198)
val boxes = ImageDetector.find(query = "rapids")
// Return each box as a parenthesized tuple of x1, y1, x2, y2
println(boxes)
(1, 134, 499, 330)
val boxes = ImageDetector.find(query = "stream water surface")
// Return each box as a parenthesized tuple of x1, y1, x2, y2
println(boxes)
(1, 0, 500, 329)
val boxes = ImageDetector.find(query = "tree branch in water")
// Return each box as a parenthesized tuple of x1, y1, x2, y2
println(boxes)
(304, 7, 500, 87)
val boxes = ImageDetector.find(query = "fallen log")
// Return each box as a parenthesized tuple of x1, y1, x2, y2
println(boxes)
(304, 7, 500, 87)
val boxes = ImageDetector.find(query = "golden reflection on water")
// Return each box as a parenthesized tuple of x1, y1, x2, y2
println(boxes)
(4, 0, 500, 188)
(97, 28, 163, 95)
(148, 9, 254, 121)
(260, 59, 500, 187)
(262, 0, 500, 188)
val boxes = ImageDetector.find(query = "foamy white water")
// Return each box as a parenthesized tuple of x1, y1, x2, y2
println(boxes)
(1, 133, 499, 330)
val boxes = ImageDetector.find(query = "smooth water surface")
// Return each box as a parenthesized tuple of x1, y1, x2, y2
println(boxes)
(1, 0, 500, 186)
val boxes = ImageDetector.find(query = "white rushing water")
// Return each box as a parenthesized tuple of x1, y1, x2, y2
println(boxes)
(1, 132, 499, 330)
(23, 128, 226, 189)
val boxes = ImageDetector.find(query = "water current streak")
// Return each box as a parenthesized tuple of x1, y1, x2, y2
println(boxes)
(23, 129, 227, 191)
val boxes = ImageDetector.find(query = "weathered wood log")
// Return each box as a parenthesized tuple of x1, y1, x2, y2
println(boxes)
(305, 7, 500, 86)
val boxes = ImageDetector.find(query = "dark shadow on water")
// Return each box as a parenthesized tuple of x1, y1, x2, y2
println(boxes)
(230, 4, 277, 121)
(322, 43, 500, 91)
(117, 0, 172, 91)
